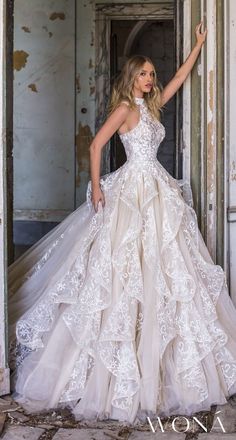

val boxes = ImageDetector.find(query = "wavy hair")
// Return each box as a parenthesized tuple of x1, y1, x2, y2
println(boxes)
(107, 55, 162, 121)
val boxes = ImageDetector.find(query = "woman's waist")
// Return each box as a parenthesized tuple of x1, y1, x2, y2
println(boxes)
(125, 152, 158, 167)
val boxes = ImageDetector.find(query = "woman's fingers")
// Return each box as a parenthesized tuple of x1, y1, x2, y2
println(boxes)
(195, 20, 207, 44)
(92, 186, 105, 211)
(196, 22, 203, 34)
(195, 21, 202, 32)
(93, 193, 105, 212)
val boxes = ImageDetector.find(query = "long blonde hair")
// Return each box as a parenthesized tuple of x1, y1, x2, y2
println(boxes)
(107, 55, 162, 121)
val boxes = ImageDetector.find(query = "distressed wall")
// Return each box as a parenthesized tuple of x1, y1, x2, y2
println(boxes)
(188, 0, 226, 267)
(76, 0, 95, 207)
(13, 0, 75, 222)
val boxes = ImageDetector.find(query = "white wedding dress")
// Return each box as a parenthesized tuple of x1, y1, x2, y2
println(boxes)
(8, 96, 236, 425)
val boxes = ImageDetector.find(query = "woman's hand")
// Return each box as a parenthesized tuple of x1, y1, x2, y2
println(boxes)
(195, 21, 207, 48)
(91, 186, 105, 212)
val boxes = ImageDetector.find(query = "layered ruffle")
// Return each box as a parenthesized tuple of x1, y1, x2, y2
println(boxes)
(8, 159, 236, 423)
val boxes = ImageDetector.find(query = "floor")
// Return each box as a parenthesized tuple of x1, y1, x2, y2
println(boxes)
(1, 394, 236, 439)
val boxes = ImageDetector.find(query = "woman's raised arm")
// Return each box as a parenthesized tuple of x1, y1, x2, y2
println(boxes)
(160, 21, 207, 107)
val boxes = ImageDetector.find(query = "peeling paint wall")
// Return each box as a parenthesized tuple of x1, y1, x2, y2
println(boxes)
(76, 0, 95, 207)
(189, 0, 227, 268)
(205, 0, 217, 260)
(13, 0, 75, 221)
(182, 0, 191, 186)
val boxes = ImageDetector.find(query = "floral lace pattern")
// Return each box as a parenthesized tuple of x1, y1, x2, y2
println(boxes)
(8, 96, 236, 422)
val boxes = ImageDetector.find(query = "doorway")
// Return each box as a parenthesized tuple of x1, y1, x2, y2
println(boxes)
(110, 19, 178, 177)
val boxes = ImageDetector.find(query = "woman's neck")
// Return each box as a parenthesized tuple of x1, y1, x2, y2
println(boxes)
(133, 93, 144, 98)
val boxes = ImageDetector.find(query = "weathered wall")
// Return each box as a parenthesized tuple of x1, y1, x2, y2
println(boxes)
(76, 0, 95, 207)
(13, 0, 75, 222)
(187, 0, 226, 267)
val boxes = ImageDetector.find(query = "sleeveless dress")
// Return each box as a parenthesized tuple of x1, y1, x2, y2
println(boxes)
(8, 96, 236, 425)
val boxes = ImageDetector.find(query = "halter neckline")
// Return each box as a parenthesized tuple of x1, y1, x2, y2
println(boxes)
(134, 96, 144, 104)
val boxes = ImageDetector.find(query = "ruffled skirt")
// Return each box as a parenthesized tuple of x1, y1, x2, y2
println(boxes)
(8, 158, 236, 424)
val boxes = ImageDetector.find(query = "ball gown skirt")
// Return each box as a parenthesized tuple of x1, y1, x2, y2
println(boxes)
(7, 97, 236, 425)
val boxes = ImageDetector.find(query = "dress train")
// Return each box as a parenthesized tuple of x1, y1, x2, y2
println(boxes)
(8, 96, 236, 424)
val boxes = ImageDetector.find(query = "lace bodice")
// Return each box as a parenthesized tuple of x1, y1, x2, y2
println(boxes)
(119, 97, 165, 164)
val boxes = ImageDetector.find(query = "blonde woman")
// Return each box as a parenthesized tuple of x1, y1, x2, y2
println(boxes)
(8, 22, 236, 425)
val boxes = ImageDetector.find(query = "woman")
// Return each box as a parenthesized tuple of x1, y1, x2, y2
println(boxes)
(8, 22, 236, 425)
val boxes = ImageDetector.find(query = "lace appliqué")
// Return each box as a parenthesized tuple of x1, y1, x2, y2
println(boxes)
(9, 97, 236, 418)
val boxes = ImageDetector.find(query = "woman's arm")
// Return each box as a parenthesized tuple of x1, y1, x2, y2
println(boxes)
(89, 103, 130, 211)
(161, 21, 207, 107)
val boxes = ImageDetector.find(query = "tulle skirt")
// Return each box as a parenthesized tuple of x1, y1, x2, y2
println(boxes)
(8, 158, 236, 424)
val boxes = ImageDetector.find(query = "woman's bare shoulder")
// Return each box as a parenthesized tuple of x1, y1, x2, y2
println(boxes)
(120, 100, 130, 107)
(114, 101, 130, 117)
(107, 101, 130, 122)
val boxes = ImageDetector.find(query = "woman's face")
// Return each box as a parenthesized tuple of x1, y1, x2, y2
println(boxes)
(133, 61, 155, 96)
